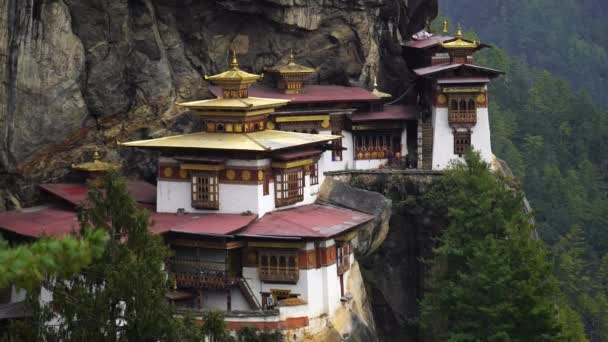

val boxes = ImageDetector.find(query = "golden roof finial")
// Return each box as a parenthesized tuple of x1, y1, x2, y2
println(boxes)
(371, 76, 392, 99)
(289, 48, 296, 65)
(230, 48, 239, 70)
(442, 18, 449, 34)
(456, 23, 463, 39)
(93, 147, 101, 161)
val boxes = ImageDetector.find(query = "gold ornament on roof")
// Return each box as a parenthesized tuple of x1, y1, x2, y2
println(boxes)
(371, 76, 392, 99)
(72, 147, 120, 173)
(265, 49, 316, 94)
(442, 18, 449, 34)
(439, 23, 481, 49)
(265, 49, 316, 75)
(203, 49, 262, 99)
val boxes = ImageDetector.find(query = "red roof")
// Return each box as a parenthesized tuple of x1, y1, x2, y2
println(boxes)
(239, 204, 374, 239)
(149, 212, 256, 236)
(351, 105, 419, 122)
(0, 207, 80, 238)
(39, 180, 157, 206)
(209, 85, 381, 104)
(405, 35, 454, 49)
(0, 207, 256, 238)
(414, 63, 503, 77)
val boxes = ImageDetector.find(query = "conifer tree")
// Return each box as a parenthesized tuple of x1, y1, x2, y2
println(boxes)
(420, 151, 565, 341)
(25, 172, 199, 341)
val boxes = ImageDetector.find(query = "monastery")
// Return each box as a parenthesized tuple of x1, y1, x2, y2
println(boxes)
(0, 21, 502, 335)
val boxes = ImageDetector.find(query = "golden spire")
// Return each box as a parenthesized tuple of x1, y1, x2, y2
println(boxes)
(371, 76, 392, 100)
(456, 23, 463, 39)
(442, 18, 449, 34)
(230, 48, 239, 70)
(289, 48, 296, 65)
(72, 147, 120, 173)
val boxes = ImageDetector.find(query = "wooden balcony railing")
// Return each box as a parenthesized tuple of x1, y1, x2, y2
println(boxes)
(168, 258, 236, 289)
(355, 147, 395, 160)
(258, 266, 299, 284)
(448, 111, 477, 126)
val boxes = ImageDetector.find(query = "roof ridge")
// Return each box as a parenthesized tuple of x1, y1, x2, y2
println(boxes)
(243, 132, 271, 151)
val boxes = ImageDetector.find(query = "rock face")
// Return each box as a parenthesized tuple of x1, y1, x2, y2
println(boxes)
(326, 171, 446, 341)
(0, 0, 438, 206)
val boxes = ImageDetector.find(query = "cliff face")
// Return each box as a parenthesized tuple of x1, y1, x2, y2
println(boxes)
(0, 0, 437, 206)
(326, 171, 446, 341)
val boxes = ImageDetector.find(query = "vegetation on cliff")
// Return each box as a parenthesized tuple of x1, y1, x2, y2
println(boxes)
(8, 173, 200, 341)
(420, 151, 568, 341)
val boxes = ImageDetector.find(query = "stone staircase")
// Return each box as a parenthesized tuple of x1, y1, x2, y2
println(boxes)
(237, 277, 262, 310)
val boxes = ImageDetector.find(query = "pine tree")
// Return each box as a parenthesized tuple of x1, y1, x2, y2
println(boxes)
(26, 172, 199, 341)
(420, 151, 565, 341)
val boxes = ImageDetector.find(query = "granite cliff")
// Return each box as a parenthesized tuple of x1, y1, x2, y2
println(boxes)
(0, 0, 437, 208)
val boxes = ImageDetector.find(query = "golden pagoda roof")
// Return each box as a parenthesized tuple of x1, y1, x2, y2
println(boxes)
(121, 130, 341, 152)
(205, 50, 262, 84)
(265, 50, 316, 75)
(72, 149, 120, 172)
(439, 24, 480, 49)
(371, 77, 392, 99)
(177, 96, 289, 111)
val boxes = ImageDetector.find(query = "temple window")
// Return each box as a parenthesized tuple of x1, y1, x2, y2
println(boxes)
(454, 131, 472, 156)
(310, 162, 319, 185)
(448, 95, 477, 125)
(191, 172, 219, 210)
(332, 130, 343, 161)
(354, 133, 400, 160)
(263, 173, 270, 196)
(258, 250, 299, 283)
(274, 167, 304, 207)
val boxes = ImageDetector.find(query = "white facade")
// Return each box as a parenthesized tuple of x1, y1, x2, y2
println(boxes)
(431, 106, 493, 170)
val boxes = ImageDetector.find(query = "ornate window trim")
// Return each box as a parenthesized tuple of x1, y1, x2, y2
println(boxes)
(274, 167, 304, 207)
(191, 172, 219, 210)
(454, 130, 472, 156)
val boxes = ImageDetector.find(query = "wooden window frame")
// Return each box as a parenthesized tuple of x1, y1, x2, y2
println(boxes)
(310, 162, 319, 185)
(274, 167, 304, 207)
(336, 243, 350, 276)
(258, 250, 299, 284)
(454, 130, 472, 156)
(331, 130, 343, 161)
(191, 172, 219, 210)
(448, 95, 477, 125)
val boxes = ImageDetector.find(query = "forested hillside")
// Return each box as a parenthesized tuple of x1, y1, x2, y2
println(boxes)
(440, 0, 608, 106)
(432, 3, 608, 339)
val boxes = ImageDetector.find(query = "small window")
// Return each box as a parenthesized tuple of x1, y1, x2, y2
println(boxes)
(454, 131, 472, 156)
(468, 99, 476, 112)
(275, 168, 304, 207)
(310, 162, 319, 185)
(332, 130, 343, 161)
(263, 172, 270, 196)
(191, 172, 219, 210)
(451, 99, 458, 111)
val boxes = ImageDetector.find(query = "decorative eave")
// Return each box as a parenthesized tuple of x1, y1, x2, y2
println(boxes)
(71, 149, 120, 173)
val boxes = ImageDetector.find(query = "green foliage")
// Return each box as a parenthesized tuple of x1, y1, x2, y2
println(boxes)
(20, 172, 199, 341)
(440, 0, 608, 106)
(420, 151, 565, 341)
(236, 327, 282, 342)
(201, 310, 234, 342)
(0, 229, 107, 291)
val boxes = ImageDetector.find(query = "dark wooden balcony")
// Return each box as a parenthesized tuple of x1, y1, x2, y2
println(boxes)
(448, 110, 477, 126)
(168, 258, 237, 289)
(258, 266, 299, 284)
